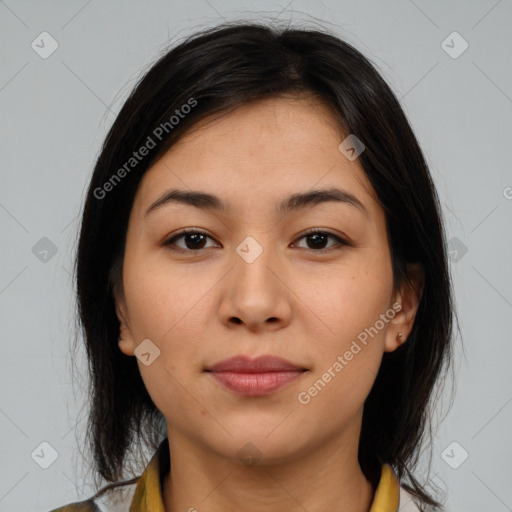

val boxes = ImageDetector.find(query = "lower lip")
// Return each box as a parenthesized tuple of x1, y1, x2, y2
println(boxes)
(209, 371, 305, 396)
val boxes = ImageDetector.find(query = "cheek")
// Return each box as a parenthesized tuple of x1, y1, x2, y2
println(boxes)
(293, 258, 393, 407)
(123, 264, 209, 419)
(296, 284, 387, 419)
(298, 255, 393, 343)
(121, 251, 217, 405)
(123, 245, 208, 342)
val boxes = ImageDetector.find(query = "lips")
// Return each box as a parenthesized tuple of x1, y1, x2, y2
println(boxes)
(206, 355, 307, 396)
(207, 355, 305, 373)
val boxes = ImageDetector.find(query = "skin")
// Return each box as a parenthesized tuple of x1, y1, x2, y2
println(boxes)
(115, 95, 424, 512)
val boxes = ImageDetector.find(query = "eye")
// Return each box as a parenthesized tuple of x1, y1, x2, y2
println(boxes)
(292, 229, 349, 253)
(163, 229, 349, 253)
(164, 229, 219, 251)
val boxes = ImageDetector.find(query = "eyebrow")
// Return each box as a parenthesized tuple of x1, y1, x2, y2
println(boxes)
(144, 187, 368, 218)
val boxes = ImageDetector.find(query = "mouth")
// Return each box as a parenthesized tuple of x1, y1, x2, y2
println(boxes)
(205, 355, 308, 397)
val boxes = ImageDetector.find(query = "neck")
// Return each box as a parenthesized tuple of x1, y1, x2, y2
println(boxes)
(162, 419, 375, 512)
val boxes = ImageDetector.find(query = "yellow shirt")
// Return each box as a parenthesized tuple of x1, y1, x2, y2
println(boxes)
(50, 438, 419, 512)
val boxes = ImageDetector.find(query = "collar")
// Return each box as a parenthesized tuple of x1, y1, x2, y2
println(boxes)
(131, 438, 400, 512)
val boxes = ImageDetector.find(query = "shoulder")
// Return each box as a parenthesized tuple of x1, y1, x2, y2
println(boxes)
(48, 499, 99, 512)
(399, 485, 422, 511)
(49, 480, 137, 512)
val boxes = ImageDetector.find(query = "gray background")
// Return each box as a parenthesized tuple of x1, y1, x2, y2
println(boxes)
(1, 1, 511, 511)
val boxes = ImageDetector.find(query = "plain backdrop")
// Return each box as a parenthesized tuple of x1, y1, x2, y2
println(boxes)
(0, 1, 511, 511)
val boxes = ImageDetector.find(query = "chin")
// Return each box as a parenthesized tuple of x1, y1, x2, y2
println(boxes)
(202, 424, 310, 466)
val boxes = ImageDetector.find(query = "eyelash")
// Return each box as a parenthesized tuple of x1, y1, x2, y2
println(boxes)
(163, 228, 350, 254)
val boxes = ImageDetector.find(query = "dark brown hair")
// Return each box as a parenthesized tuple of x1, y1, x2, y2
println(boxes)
(73, 20, 456, 511)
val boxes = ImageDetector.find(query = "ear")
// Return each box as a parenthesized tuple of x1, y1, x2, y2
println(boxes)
(114, 292, 137, 357)
(384, 262, 424, 353)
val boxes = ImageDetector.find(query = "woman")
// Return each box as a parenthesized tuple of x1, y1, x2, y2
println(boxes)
(51, 20, 454, 512)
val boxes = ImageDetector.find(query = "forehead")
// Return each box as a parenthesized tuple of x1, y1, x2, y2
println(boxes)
(169, 95, 348, 159)
(133, 96, 379, 218)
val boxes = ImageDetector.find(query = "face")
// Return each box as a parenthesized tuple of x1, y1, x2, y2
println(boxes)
(115, 96, 422, 464)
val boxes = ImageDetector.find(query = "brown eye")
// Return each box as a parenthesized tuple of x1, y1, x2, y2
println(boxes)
(164, 230, 219, 251)
(164, 229, 349, 253)
(293, 230, 349, 252)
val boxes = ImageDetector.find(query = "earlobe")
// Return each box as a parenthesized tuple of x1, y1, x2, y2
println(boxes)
(384, 263, 424, 353)
(115, 296, 136, 356)
(118, 335, 136, 356)
(117, 318, 137, 356)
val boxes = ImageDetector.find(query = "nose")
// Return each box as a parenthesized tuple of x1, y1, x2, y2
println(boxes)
(217, 237, 292, 333)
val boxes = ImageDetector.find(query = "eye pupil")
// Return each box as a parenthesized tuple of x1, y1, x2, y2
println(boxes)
(186, 233, 206, 249)
(308, 233, 327, 249)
